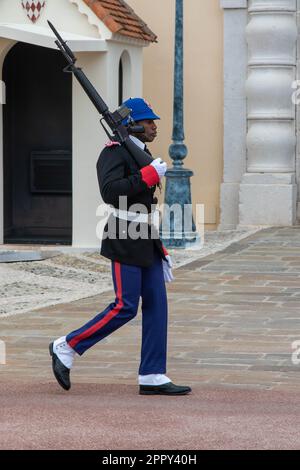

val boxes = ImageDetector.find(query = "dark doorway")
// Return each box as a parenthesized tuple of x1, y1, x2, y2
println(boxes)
(3, 42, 72, 244)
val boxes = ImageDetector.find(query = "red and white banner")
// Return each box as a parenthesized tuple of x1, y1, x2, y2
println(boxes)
(21, 1, 46, 23)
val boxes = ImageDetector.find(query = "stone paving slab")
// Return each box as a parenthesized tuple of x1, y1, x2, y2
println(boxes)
(1, 382, 300, 450)
(0, 229, 258, 317)
(0, 229, 257, 317)
(1, 227, 300, 449)
(0, 226, 300, 391)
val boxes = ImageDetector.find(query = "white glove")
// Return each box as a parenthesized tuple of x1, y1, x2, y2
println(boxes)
(162, 255, 174, 283)
(150, 158, 168, 179)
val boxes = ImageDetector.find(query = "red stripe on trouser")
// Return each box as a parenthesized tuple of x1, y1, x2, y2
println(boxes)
(68, 262, 123, 349)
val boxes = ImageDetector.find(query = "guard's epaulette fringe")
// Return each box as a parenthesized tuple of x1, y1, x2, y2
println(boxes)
(105, 141, 121, 147)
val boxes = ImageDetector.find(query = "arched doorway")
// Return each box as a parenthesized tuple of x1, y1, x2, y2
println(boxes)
(3, 42, 72, 244)
(119, 50, 131, 104)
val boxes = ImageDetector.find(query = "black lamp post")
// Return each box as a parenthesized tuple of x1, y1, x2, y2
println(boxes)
(160, 0, 198, 248)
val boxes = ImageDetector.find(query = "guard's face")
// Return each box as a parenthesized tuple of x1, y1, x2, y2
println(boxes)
(134, 119, 158, 143)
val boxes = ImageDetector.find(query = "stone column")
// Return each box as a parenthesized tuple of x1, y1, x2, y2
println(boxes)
(239, 0, 297, 226)
(219, 0, 248, 230)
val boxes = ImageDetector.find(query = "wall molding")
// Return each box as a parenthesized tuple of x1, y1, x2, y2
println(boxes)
(220, 0, 248, 9)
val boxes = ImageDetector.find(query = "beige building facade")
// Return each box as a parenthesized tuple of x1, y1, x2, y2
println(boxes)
(0, 0, 224, 249)
(128, 0, 224, 229)
(0, 0, 150, 247)
(2, 0, 298, 248)
(131, 0, 300, 231)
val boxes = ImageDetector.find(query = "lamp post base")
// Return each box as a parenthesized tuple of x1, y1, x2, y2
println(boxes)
(160, 167, 199, 249)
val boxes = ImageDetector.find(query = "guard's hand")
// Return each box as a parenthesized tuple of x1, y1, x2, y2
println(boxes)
(162, 255, 174, 283)
(150, 158, 168, 179)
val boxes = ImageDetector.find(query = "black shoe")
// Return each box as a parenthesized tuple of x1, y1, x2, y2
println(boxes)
(139, 382, 192, 396)
(49, 342, 71, 391)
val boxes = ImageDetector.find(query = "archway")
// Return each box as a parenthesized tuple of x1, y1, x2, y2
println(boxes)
(119, 50, 131, 104)
(3, 42, 72, 244)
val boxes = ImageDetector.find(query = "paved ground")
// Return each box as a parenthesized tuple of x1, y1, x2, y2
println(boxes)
(0, 228, 256, 317)
(1, 226, 300, 449)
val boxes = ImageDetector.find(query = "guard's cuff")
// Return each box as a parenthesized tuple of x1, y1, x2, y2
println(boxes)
(162, 244, 169, 257)
(140, 165, 160, 187)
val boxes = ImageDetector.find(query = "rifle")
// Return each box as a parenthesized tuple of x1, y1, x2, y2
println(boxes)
(47, 20, 153, 168)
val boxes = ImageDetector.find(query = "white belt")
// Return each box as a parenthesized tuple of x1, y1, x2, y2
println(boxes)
(112, 208, 159, 224)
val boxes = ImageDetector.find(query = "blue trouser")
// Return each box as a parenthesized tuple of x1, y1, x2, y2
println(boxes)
(66, 248, 168, 375)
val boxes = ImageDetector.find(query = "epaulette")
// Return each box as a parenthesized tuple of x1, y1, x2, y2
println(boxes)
(105, 141, 121, 147)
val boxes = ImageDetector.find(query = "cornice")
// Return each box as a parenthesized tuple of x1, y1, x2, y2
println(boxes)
(220, 0, 248, 9)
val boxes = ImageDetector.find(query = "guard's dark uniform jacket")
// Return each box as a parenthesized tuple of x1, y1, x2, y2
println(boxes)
(96, 143, 167, 268)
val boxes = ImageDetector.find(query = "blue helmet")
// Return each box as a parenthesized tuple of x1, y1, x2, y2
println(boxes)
(122, 97, 160, 125)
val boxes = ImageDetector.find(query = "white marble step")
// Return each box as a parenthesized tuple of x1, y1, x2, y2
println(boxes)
(0, 251, 60, 263)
